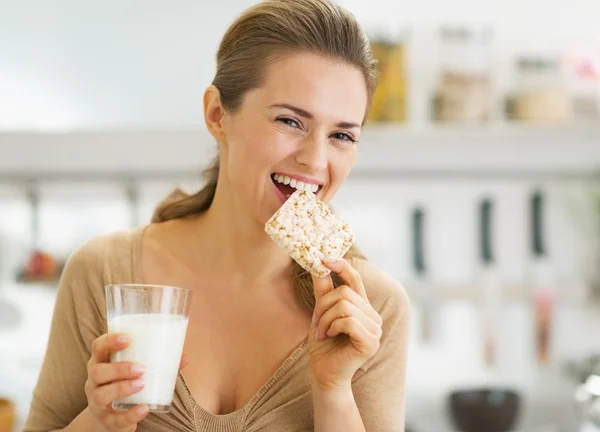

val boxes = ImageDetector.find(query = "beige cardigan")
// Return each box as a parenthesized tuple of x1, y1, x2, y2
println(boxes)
(23, 226, 410, 432)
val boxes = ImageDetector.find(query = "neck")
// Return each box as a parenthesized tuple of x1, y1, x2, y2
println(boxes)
(193, 179, 294, 288)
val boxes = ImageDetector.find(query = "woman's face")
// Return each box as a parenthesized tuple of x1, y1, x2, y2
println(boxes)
(217, 51, 368, 225)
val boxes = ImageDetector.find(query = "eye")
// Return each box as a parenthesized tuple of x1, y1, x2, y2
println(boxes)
(276, 117, 301, 129)
(331, 132, 357, 144)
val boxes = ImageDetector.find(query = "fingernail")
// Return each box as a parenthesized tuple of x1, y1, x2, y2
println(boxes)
(131, 378, 144, 389)
(136, 405, 149, 416)
(324, 257, 337, 263)
(117, 335, 130, 344)
(131, 364, 146, 374)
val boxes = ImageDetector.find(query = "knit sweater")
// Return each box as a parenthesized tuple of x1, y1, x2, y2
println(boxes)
(23, 226, 410, 432)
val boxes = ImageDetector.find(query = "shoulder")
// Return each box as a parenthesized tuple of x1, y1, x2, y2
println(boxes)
(67, 229, 130, 262)
(60, 226, 142, 288)
(349, 258, 411, 376)
(349, 257, 411, 326)
(50, 227, 143, 339)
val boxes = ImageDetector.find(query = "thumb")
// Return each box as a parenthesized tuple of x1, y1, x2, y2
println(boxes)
(312, 272, 334, 302)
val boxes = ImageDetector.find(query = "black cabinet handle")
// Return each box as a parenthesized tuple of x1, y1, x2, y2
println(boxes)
(531, 190, 546, 257)
(412, 207, 426, 276)
(479, 198, 494, 265)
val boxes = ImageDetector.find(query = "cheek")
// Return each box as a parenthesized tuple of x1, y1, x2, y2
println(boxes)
(227, 119, 267, 168)
(334, 147, 356, 176)
(323, 150, 356, 201)
(226, 123, 293, 191)
(232, 131, 288, 171)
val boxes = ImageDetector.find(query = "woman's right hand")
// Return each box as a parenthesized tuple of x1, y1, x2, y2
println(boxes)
(84, 333, 189, 432)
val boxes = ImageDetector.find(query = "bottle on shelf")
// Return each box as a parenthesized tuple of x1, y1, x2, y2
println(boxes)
(366, 26, 409, 124)
(432, 25, 494, 124)
(507, 55, 572, 124)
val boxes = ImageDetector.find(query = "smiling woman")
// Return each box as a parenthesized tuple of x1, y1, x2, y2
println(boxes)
(23, 1, 410, 432)
(152, 14, 373, 312)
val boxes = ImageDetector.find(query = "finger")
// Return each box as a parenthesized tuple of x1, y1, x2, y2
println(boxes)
(323, 258, 367, 300)
(316, 299, 380, 341)
(92, 378, 145, 408)
(179, 352, 189, 370)
(311, 271, 334, 302)
(313, 285, 381, 327)
(313, 285, 365, 326)
(327, 317, 381, 355)
(106, 404, 149, 430)
(89, 362, 145, 386)
(91, 333, 131, 364)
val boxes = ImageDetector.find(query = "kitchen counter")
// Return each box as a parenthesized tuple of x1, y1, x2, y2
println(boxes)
(406, 397, 581, 432)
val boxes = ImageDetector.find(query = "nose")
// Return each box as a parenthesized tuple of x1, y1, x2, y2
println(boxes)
(295, 134, 328, 172)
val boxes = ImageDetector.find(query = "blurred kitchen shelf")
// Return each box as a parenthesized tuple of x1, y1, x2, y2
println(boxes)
(357, 122, 600, 179)
(404, 281, 590, 304)
(14, 276, 60, 286)
(9, 281, 59, 291)
(0, 123, 599, 180)
(12, 269, 61, 288)
(363, 120, 600, 141)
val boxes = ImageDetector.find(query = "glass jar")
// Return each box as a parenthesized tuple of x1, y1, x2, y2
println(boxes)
(511, 55, 572, 123)
(433, 26, 493, 123)
(366, 27, 409, 124)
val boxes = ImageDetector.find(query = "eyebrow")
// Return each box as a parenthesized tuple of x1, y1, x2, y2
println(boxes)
(268, 103, 361, 129)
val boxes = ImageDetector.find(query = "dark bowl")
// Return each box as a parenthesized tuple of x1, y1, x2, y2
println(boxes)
(447, 387, 521, 432)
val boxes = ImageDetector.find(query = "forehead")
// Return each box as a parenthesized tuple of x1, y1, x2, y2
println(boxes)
(252, 52, 368, 123)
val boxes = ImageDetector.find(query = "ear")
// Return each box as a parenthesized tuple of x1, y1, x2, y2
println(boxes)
(204, 85, 226, 143)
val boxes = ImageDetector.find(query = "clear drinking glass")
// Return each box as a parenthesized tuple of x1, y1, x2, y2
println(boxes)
(105, 284, 192, 412)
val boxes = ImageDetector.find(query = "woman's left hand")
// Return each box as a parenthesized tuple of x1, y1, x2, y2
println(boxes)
(308, 258, 383, 390)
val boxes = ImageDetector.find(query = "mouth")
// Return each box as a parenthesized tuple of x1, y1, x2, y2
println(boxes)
(271, 173, 323, 201)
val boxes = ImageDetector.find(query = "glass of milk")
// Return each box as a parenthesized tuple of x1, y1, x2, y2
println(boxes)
(105, 284, 192, 412)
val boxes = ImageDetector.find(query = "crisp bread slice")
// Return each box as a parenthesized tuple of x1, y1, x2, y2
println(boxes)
(265, 189, 355, 278)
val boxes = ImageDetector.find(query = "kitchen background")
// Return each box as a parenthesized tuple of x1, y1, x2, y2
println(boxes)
(1, 0, 600, 431)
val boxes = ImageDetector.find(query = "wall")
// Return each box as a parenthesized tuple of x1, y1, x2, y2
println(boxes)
(1, 0, 599, 129)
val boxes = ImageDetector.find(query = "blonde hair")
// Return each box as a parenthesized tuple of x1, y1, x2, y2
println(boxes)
(153, 0, 376, 312)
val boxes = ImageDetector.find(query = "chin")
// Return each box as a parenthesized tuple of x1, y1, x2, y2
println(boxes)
(251, 201, 280, 229)
(262, 200, 283, 225)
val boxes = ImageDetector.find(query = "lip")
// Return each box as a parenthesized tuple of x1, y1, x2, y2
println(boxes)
(272, 172, 324, 186)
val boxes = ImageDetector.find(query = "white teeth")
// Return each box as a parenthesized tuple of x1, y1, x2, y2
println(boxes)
(273, 174, 320, 193)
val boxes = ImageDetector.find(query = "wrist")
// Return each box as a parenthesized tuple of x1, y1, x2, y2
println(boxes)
(311, 379, 354, 406)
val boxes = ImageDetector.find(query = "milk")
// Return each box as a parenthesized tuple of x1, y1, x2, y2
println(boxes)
(108, 313, 189, 409)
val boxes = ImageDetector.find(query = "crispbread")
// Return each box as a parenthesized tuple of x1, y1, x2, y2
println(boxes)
(265, 189, 355, 277)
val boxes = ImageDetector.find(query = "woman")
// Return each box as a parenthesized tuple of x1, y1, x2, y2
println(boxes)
(24, 0, 410, 431)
